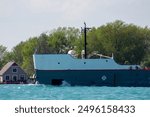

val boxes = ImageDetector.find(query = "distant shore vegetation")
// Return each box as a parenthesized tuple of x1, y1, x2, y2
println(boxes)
(1, 20, 150, 76)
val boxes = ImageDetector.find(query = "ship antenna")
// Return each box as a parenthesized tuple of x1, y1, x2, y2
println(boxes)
(82, 22, 91, 59)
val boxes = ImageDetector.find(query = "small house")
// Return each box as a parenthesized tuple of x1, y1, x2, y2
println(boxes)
(0, 62, 28, 84)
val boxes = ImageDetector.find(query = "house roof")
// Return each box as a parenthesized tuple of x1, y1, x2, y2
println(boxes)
(0, 61, 17, 75)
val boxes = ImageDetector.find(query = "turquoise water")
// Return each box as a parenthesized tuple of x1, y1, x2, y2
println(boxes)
(0, 84, 150, 100)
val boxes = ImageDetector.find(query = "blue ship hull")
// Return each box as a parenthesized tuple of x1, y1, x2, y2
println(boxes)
(33, 54, 150, 86)
(35, 69, 150, 87)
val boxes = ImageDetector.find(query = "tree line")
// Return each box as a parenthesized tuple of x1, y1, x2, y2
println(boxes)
(1, 20, 150, 76)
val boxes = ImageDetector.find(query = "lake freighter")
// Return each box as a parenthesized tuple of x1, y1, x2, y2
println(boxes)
(33, 23, 150, 86)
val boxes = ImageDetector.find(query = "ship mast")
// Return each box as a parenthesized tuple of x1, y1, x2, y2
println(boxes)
(83, 22, 91, 59)
(84, 22, 87, 59)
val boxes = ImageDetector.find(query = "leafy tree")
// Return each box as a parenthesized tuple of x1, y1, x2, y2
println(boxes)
(48, 27, 80, 54)
(22, 38, 38, 76)
(84, 20, 149, 65)
(11, 42, 25, 66)
(0, 45, 7, 60)
(0, 45, 7, 68)
(36, 33, 52, 54)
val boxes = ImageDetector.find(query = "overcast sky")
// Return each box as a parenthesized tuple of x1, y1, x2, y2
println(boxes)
(0, 0, 150, 51)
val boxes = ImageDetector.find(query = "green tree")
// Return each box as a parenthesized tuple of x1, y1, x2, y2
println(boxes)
(22, 38, 38, 76)
(36, 33, 52, 54)
(84, 20, 149, 65)
(11, 42, 25, 66)
(0, 45, 7, 60)
(48, 27, 80, 54)
(0, 45, 7, 68)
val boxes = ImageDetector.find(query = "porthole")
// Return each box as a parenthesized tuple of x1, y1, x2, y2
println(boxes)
(101, 75, 107, 81)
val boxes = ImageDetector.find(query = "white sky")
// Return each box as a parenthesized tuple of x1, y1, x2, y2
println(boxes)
(0, 0, 150, 51)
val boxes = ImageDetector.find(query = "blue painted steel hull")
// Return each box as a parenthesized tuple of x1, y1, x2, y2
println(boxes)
(35, 69, 150, 87)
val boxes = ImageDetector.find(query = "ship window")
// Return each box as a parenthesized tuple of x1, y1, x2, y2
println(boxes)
(106, 60, 108, 62)
(58, 62, 60, 64)
(84, 62, 86, 64)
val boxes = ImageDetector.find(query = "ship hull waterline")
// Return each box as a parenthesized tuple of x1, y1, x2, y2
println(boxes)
(35, 69, 150, 87)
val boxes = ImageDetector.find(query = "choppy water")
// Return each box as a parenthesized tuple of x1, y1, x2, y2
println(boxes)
(0, 84, 150, 100)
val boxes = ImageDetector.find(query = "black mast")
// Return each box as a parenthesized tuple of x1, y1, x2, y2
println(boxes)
(84, 22, 87, 59)
(83, 22, 91, 59)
